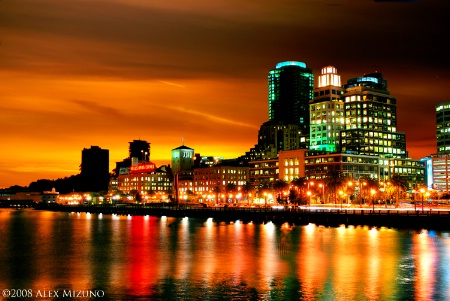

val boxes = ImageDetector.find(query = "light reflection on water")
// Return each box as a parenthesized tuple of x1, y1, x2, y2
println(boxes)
(1, 209, 450, 300)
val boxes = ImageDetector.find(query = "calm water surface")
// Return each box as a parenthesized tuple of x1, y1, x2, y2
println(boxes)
(0, 209, 449, 300)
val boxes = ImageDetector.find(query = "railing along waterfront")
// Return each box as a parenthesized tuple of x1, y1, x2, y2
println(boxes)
(34, 203, 450, 231)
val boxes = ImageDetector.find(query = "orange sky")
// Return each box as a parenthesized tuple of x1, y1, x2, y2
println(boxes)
(1, 0, 449, 187)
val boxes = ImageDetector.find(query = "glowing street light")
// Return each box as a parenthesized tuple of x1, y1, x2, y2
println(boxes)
(319, 183, 324, 204)
(419, 188, 430, 212)
(307, 191, 312, 207)
(371, 189, 376, 210)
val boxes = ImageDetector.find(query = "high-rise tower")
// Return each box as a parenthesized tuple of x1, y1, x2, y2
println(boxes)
(339, 72, 408, 159)
(80, 146, 110, 191)
(435, 100, 450, 153)
(310, 66, 345, 152)
(129, 139, 151, 162)
(268, 61, 314, 136)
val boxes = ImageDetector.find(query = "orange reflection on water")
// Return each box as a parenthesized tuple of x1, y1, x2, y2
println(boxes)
(297, 224, 400, 300)
(297, 224, 329, 299)
(258, 221, 287, 293)
(412, 230, 437, 301)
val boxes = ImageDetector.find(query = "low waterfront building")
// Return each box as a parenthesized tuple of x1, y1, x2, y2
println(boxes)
(249, 158, 279, 188)
(116, 162, 172, 202)
(42, 188, 59, 204)
(429, 153, 450, 192)
(192, 165, 249, 202)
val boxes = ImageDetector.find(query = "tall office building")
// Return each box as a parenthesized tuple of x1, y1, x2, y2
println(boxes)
(435, 100, 450, 153)
(310, 66, 345, 152)
(129, 139, 151, 162)
(80, 146, 110, 191)
(339, 72, 408, 159)
(430, 100, 450, 192)
(257, 121, 300, 152)
(268, 61, 314, 136)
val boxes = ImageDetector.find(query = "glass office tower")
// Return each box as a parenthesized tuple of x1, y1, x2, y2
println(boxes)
(310, 66, 345, 152)
(339, 72, 408, 159)
(268, 61, 314, 137)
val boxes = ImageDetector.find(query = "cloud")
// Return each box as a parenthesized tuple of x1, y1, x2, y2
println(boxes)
(70, 99, 125, 117)
(169, 106, 259, 129)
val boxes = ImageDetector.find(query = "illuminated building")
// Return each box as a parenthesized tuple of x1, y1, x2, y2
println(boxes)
(42, 188, 59, 204)
(339, 72, 408, 158)
(116, 163, 172, 201)
(436, 100, 450, 153)
(257, 121, 300, 152)
(268, 61, 314, 134)
(249, 158, 279, 188)
(310, 66, 345, 152)
(192, 165, 250, 199)
(429, 154, 450, 191)
(114, 139, 151, 176)
(195, 155, 224, 167)
(278, 149, 308, 182)
(171, 145, 194, 173)
(80, 146, 110, 192)
(427, 101, 450, 192)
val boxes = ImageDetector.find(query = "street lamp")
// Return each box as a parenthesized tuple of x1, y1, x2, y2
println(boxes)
(420, 188, 424, 211)
(318, 183, 324, 204)
(338, 190, 343, 209)
(347, 181, 353, 207)
(140, 150, 148, 162)
(359, 181, 367, 208)
(307, 191, 311, 208)
(371, 189, 376, 210)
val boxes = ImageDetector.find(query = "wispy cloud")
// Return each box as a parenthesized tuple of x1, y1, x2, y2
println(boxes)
(159, 81, 186, 88)
(170, 106, 259, 129)
(70, 99, 125, 117)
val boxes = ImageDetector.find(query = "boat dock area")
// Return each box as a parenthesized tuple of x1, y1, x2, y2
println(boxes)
(34, 203, 450, 231)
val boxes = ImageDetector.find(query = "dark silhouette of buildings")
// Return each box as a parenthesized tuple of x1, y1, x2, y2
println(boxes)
(80, 146, 110, 192)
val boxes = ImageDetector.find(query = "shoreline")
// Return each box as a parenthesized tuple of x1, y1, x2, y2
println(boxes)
(33, 203, 450, 231)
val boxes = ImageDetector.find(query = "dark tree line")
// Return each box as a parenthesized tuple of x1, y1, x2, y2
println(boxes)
(2, 173, 110, 194)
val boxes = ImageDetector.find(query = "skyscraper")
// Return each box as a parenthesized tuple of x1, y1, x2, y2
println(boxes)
(268, 61, 314, 136)
(435, 100, 450, 153)
(129, 139, 151, 162)
(339, 72, 408, 159)
(80, 146, 110, 192)
(310, 66, 345, 152)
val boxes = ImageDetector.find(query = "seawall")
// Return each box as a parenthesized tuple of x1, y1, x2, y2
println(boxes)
(35, 204, 450, 231)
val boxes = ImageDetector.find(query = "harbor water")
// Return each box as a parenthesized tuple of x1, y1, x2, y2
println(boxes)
(0, 209, 449, 300)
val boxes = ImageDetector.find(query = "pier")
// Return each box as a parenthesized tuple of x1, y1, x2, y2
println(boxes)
(35, 203, 450, 231)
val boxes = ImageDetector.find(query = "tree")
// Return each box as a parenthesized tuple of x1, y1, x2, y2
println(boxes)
(324, 170, 346, 205)
(273, 179, 289, 204)
(389, 174, 409, 207)
(257, 182, 272, 205)
(225, 183, 237, 194)
(291, 177, 308, 202)
(241, 181, 254, 204)
(212, 185, 221, 204)
(359, 176, 378, 206)
(129, 189, 141, 203)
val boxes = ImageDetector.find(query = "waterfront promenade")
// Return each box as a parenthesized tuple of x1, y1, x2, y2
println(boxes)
(34, 203, 450, 231)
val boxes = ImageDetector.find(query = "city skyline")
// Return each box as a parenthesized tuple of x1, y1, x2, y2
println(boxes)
(1, 0, 449, 187)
